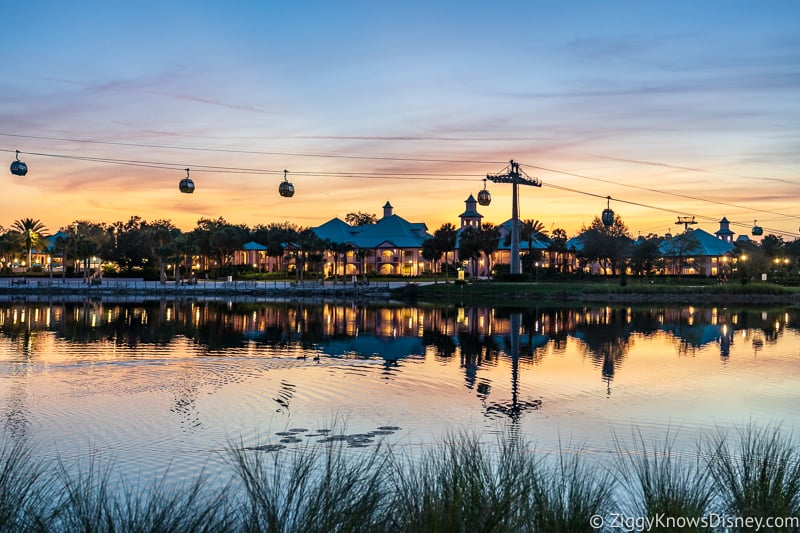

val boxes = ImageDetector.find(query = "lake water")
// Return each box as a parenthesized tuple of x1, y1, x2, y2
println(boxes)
(1, 298, 799, 489)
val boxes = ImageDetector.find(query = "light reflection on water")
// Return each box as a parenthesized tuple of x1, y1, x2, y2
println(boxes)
(1, 299, 799, 487)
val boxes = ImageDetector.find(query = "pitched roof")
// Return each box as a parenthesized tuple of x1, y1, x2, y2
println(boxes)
(311, 214, 431, 249)
(352, 214, 431, 248)
(659, 228, 734, 257)
(311, 217, 357, 244)
(242, 241, 267, 251)
(496, 219, 552, 250)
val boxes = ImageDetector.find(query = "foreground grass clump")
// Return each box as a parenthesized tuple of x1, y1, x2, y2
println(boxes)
(230, 437, 390, 533)
(709, 423, 800, 522)
(1, 425, 799, 532)
(614, 429, 715, 532)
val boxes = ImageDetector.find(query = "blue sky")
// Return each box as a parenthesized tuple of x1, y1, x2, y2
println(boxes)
(1, 1, 798, 238)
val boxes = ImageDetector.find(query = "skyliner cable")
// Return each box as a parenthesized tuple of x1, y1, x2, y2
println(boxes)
(2, 137, 798, 238)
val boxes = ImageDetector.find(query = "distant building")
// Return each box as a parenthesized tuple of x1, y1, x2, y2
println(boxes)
(659, 227, 735, 276)
(311, 201, 433, 276)
(714, 217, 735, 243)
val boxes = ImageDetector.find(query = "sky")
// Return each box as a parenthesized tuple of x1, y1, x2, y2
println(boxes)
(1, 1, 798, 239)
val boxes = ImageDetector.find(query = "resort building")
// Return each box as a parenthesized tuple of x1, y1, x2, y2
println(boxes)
(659, 225, 735, 277)
(311, 201, 433, 277)
(225, 193, 748, 279)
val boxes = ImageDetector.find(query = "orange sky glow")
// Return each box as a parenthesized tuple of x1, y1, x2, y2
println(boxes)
(2, 1, 798, 240)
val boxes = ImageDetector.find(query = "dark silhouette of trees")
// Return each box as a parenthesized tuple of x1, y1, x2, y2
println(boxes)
(193, 217, 249, 275)
(421, 237, 443, 283)
(478, 223, 500, 277)
(548, 228, 568, 273)
(434, 223, 457, 283)
(629, 234, 663, 277)
(576, 215, 633, 276)
(345, 212, 377, 226)
(458, 226, 481, 278)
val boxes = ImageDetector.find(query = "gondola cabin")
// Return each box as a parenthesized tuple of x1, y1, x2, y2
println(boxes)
(279, 169, 294, 197)
(179, 169, 195, 194)
(477, 188, 491, 206)
(279, 181, 294, 197)
(10, 151, 27, 176)
(601, 196, 614, 227)
(10, 160, 27, 176)
(751, 221, 763, 236)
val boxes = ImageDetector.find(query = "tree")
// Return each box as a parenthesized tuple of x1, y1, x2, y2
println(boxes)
(258, 222, 298, 273)
(760, 234, 784, 260)
(345, 212, 377, 226)
(458, 226, 482, 278)
(12, 218, 48, 272)
(67, 220, 110, 280)
(661, 230, 701, 279)
(434, 223, 457, 283)
(328, 240, 353, 285)
(144, 220, 181, 283)
(192, 217, 249, 276)
(548, 228, 568, 273)
(354, 248, 369, 278)
(107, 217, 156, 275)
(518, 219, 550, 275)
(629, 235, 663, 277)
(478, 223, 500, 277)
(421, 237, 443, 283)
(577, 215, 634, 276)
(0, 230, 20, 275)
(294, 229, 326, 282)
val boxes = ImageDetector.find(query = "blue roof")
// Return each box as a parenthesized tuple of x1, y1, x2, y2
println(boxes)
(44, 231, 69, 252)
(311, 217, 358, 244)
(353, 214, 430, 248)
(659, 228, 734, 257)
(310, 213, 430, 249)
(496, 220, 551, 250)
(321, 335, 424, 360)
(242, 241, 267, 251)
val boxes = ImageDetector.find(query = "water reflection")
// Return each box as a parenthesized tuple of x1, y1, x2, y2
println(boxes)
(1, 300, 794, 358)
(0, 300, 796, 402)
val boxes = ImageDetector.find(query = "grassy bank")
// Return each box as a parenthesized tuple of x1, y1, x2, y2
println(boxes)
(397, 280, 800, 306)
(2, 425, 799, 532)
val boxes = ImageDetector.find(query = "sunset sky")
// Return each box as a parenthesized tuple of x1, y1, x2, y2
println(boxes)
(2, 1, 798, 239)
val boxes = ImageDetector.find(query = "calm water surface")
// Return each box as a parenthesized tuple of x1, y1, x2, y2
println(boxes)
(1, 298, 798, 487)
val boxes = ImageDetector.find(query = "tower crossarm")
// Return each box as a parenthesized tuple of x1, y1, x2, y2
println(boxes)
(486, 174, 542, 187)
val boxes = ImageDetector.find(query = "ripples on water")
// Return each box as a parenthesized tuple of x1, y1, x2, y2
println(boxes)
(1, 300, 799, 487)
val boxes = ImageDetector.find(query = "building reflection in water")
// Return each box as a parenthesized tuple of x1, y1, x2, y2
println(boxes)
(0, 300, 792, 411)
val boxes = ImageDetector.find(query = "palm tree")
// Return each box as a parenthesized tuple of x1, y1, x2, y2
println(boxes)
(434, 223, 457, 283)
(12, 218, 48, 272)
(421, 237, 443, 283)
(479, 223, 501, 278)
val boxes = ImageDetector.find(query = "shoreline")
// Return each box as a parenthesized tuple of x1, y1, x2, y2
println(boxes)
(2, 278, 799, 306)
(0, 278, 395, 301)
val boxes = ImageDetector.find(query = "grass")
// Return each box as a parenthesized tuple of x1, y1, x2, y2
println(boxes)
(708, 423, 800, 523)
(400, 280, 800, 305)
(2, 426, 799, 532)
(614, 429, 715, 532)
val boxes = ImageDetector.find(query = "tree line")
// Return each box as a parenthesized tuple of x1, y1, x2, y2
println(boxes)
(1, 212, 798, 282)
